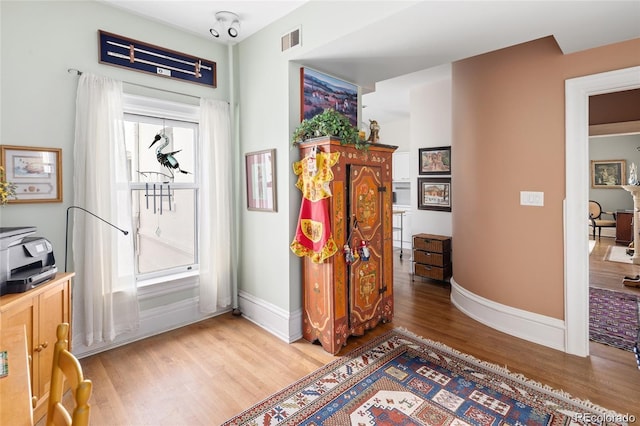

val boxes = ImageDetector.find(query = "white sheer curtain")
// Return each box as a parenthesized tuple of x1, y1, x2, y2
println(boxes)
(199, 98, 233, 312)
(72, 73, 139, 345)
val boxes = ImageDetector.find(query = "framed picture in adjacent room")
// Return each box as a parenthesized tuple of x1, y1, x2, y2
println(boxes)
(0, 145, 62, 203)
(591, 159, 625, 188)
(418, 177, 451, 212)
(245, 149, 277, 212)
(419, 146, 451, 175)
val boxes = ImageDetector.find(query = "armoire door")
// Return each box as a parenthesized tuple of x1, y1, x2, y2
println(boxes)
(348, 164, 384, 331)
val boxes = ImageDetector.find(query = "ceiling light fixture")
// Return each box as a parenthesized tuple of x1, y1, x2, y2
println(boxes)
(209, 11, 240, 40)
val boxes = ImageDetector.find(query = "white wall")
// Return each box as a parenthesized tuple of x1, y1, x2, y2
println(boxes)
(409, 78, 453, 237)
(378, 119, 410, 150)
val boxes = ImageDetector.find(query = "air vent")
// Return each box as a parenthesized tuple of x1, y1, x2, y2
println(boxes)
(281, 27, 301, 52)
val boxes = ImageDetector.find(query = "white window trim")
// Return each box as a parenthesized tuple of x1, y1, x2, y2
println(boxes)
(124, 94, 199, 122)
(123, 93, 201, 288)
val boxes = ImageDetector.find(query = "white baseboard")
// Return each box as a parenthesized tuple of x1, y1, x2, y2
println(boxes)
(237, 290, 302, 343)
(589, 226, 615, 239)
(74, 290, 304, 358)
(73, 298, 226, 358)
(450, 278, 566, 352)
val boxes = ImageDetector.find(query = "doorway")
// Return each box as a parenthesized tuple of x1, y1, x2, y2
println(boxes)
(565, 66, 640, 357)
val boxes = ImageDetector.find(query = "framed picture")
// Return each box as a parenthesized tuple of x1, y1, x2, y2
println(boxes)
(419, 146, 451, 175)
(591, 160, 625, 188)
(245, 149, 277, 212)
(300, 67, 358, 127)
(0, 145, 62, 203)
(418, 177, 451, 212)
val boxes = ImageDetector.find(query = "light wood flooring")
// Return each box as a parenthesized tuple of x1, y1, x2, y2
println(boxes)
(58, 248, 639, 425)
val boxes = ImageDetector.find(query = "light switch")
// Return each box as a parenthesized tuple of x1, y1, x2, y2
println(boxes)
(520, 191, 544, 206)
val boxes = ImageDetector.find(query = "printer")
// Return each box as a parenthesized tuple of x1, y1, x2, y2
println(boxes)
(0, 227, 58, 296)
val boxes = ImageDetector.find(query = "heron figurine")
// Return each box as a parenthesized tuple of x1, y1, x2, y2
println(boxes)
(149, 131, 190, 177)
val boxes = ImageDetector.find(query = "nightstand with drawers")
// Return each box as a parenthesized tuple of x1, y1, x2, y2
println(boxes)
(412, 234, 452, 282)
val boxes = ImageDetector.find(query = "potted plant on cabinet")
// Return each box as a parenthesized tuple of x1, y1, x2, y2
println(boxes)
(291, 109, 369, 150)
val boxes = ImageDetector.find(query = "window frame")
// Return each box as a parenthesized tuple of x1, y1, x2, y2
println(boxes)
(122, 94, 201, 286)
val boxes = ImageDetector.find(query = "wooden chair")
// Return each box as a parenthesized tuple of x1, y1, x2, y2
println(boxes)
(589, 200, 617, 240)
(46, 323, 92, 426)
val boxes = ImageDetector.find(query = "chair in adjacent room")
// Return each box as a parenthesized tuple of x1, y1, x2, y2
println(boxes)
(46, 323, 92, 426)
(589, 200, 617, 240)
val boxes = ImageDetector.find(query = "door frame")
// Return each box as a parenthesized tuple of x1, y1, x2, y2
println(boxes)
(564, 66, 640, 356)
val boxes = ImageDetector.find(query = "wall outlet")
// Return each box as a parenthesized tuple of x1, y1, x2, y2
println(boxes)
(520, 191, 544, 206)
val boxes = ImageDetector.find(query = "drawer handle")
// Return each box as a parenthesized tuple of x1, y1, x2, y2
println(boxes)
(34, 342, 49, 352)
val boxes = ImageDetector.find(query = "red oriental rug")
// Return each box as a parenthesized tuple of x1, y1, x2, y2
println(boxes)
(222, 329, 627, 425)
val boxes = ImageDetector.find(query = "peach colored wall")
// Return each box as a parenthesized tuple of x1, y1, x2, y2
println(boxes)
(452, 36, 640, 320)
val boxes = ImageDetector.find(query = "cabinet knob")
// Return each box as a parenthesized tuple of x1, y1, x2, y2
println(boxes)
(31, 396, 37, 408)
(34, 341, 49, 352)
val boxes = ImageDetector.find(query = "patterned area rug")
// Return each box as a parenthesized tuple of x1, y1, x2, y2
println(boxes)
(223, 329, 626, 425)
(589, 287, 640, 351)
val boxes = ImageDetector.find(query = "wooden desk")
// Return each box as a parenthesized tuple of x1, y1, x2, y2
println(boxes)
(0, 325, 34, 426)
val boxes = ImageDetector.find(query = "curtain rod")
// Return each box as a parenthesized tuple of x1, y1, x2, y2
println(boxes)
(67, 68, 202, 100)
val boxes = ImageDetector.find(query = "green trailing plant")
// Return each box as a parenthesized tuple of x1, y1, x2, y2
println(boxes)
(292, 109, 369, 150)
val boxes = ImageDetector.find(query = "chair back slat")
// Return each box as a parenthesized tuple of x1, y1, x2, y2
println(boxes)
(46, 323, 92, 426)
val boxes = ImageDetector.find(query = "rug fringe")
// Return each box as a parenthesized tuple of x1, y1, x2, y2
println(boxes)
(391, 327, 626, 418)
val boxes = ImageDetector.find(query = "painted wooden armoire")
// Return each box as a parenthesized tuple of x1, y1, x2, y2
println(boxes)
(295, 137, 397, 354)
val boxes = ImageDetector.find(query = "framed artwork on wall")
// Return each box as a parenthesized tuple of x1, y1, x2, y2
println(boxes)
(300, 67, 358, 127)
(98, 30, 217, 88)
(0, 145, 62, 203)
(591, 159, 625, 188)
(245, 149, 277, 212)
(418, 177, 451, 212)
(419, 146, 451, 175)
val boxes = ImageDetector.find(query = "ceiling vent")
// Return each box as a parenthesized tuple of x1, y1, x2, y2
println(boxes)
(281, 27, 301, 52)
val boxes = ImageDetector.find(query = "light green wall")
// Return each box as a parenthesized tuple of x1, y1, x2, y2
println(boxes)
(0, 1, 228, 290)
(236, 1, 413, 312)
(589, 133, 640, 212)
(1, 0, 415, 321)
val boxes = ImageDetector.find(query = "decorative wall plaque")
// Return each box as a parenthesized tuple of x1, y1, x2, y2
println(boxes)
(98, 30, 216, 88)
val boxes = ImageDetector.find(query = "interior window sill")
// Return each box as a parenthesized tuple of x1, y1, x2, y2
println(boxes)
(136, 269, 199, 300)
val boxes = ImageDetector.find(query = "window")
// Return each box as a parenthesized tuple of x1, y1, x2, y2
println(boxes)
(123, 95, 200, 281)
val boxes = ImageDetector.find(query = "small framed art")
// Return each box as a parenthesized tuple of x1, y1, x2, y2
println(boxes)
(418, 177, 451, 212)
(591, 160, 625, 188)
(419, 146, 451, 175)
(245, 149, 277, 212)
(0, 145, 62, 203)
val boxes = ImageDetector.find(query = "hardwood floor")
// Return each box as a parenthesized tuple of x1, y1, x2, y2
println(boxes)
(64, 248, 639, 425)
(590, 236, 640, 295)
